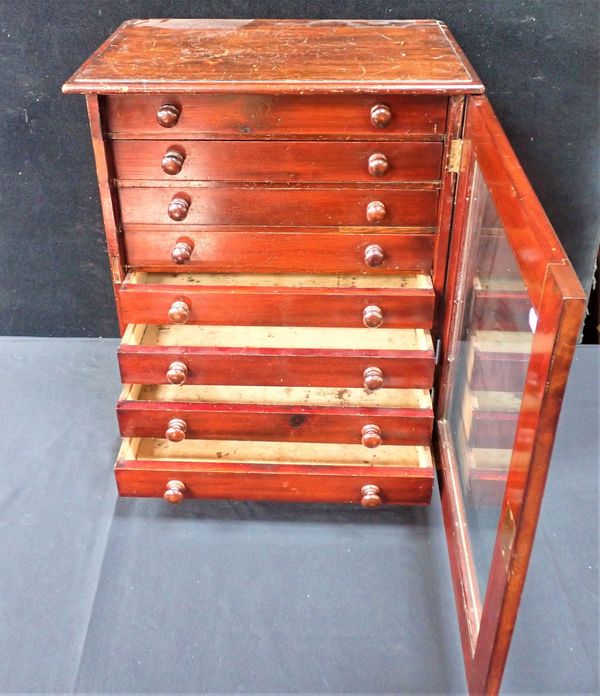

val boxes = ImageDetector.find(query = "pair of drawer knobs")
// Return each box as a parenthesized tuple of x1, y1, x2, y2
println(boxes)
(164, 480, 383, 507)
(171, 240, 385, 267)
(156, 103, 394, 130)
(164, 418, 382, 448)
(160, 149, 390, 178)
(166, 362, 384, 390)
(167, 300, 384, 328)
(167, 197, 388, 223)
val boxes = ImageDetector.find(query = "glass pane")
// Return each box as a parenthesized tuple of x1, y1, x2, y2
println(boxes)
(445, 163, 534, 602)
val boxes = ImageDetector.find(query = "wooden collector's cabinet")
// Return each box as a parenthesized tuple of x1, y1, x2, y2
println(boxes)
(64, 19, 586, 694)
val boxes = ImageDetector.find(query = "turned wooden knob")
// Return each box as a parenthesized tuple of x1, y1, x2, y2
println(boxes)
(361, 484, 382, 508)
(363, 305, 383, 328)
(161, 149, 185, 175)
(366, 200, 386, 223)
(370, 104, 392, 128)
(363, 366, 384, 390)
(165, 418, 187, 442)
(164, 479, 186, 504)
(362, 424, 382, 448)
(368, 152, 389, 176)
(156, 104, 180, 128)
(168, 196, 190, 221)
(168, 300, 189, 324)
(171, 240, 193, 264)
(166, 361, 188, 385)
(364, 243, 384, 267)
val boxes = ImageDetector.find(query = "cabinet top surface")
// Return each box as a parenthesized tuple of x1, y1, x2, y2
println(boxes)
(63, 18, 484, 95)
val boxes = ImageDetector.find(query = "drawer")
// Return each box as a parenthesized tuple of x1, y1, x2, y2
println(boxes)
(112, 140, 444, 183)
(118, 324, 435, 389)
(119, 271, 435, 328)
(123, 227, 435, 273)
(471, 276, 531, 332)
(117, 384, 434, 445)
(105, 94, 448, 140)
(462, 389, 520, 449)
(115, 438, 435, 506)
(117, 186, 439, 227)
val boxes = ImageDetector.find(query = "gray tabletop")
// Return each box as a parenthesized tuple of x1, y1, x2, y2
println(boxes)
(0, 338, 597, 694)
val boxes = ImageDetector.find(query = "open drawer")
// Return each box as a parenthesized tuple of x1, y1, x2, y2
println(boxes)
(117, 384, 434, 445)
(115, 438, 435, 506)
(118, 324, 435, 388)
(119, 271, 435, 328)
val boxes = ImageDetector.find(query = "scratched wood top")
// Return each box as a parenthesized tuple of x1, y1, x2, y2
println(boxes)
(63, 19, 483, 94)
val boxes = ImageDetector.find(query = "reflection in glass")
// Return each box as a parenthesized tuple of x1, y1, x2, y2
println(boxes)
(446, 164, 534, 602)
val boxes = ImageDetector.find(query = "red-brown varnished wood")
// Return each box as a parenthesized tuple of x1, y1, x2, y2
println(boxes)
(63, 19, 483, 95)
(437, 96, 586, 695)
(468, 351, 529, 392)
(112, 140, 444, 182)
(85, 95, 126, 334)
(119, 273, 435, 328)
(103, 93, 449, 140)
(123, 226, 436, 274)
(115, 460, 434, 506)
(117, 401, 433, 445)
(118, 345, 435, 389)
(117, 186, 439, 227)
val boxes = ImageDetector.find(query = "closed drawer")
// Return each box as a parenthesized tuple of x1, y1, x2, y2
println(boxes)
(115, 438, 435, 506)
(123, 227, 435, 274)
(118, 186, 439, 227)
(119, 271, 435, 328)
(105, 94, 448, 139)
(112, 140, 444, 183)
(117, 384, 433, 445)
(118, 324, 435, 389)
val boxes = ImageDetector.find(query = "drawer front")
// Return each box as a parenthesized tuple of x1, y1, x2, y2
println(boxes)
(115, 438, 434, 505)
(117, 403, 433, 446)
(116, 464, 434, 505)
(105, 94, 448, 139)
(118, 350, 434, 389)
(123, 227, 435, 273)
(119, 274, 435, 328)
(112, 140, 444, 183)
(118, 186, 439, 227)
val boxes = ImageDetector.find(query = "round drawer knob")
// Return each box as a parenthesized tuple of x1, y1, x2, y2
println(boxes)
(171, 240, 193, 264)
(370, 104, 392, 128)
(361, 484, 382, 508)
(156, 104, 180, 128)
(168, 196, 190, 221)
(161, 149, 185, 175)
(166, 360, 188, 385)
(168, 300, 190, 324)
(368, 152, 389, 177)
(363, 366, 384, 391)
(164, 479, 186, 504)
(362, 424, 382, 449)
(366, 200, 386, 223)
(165, 418, 187, 443)
(363, 305, 383, 328)
(364, 243, 384, 267)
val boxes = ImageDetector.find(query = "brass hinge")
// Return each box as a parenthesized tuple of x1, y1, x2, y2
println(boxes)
(109, 255, 123, 283)
(447, 139, 464, 174)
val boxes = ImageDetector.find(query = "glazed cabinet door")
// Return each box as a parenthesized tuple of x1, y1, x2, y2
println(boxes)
(437, 96, 586, 694)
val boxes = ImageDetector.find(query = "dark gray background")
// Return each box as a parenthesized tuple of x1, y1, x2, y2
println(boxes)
(0, 1, 598, 337)
(0, 337, 597, 693)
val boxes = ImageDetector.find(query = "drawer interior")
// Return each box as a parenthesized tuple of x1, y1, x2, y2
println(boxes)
(119, 383, 432, 409)
(118, 437, 433, 469)
(121, 323, 433, 351)
(124, 270, 434, 290)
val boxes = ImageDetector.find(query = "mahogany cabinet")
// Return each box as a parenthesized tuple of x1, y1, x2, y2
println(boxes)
(64, 19, 585, 694)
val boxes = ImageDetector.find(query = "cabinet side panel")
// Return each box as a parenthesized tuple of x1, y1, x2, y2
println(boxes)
(85, 94, 126, 334)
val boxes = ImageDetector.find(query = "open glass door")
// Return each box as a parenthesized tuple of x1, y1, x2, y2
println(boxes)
(437, 96, 586, 695)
